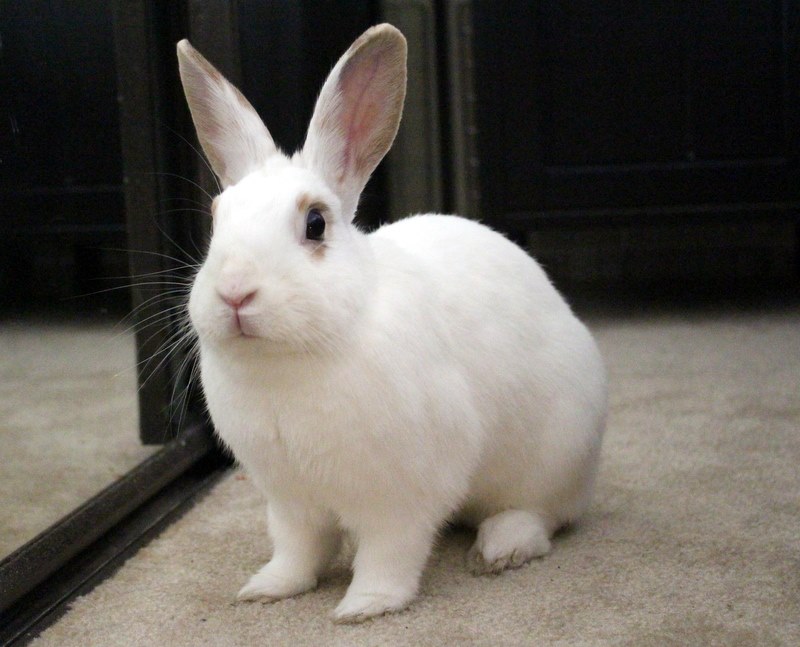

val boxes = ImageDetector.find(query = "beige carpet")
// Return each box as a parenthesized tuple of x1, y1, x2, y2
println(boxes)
(0, 318, 153, 557)
(32, 304, 800, 646)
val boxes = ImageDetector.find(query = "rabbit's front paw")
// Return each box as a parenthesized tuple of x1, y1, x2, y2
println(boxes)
(332, 587, 414, 624)
(236, 561, 317, 602)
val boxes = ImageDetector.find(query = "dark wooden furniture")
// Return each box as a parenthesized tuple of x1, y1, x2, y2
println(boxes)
(465, 1, 800, 235)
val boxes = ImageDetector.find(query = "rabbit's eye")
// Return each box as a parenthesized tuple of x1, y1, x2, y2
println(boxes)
(306, 208, 326, 241)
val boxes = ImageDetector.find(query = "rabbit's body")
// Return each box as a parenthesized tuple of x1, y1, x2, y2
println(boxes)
(202, 212, 604, 525)
(178, 24, 607, 622)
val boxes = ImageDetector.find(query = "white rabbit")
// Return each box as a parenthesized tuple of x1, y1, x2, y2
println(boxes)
(177, 24, 607, 623)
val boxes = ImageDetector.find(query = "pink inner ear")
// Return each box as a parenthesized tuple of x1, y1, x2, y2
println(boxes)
(337, 53, 386, 182)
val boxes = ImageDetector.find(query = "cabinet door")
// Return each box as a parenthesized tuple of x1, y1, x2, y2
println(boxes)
(472, 1, 800, 224)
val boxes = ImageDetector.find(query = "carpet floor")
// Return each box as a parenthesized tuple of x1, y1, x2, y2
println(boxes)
(30, 303, 800, 646)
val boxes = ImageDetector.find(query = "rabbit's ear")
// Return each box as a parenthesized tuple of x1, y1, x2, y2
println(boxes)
(302, 24, 407, 219)
(177, 40, 277, 188)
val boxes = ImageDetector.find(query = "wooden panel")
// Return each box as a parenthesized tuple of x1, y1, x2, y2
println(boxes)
(382, 0, 444, 220)
(471, 0, 800, 221)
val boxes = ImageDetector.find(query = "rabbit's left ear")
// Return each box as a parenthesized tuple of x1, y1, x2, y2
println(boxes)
(302, 24, 407, 219)
(177, 40, 277, 188)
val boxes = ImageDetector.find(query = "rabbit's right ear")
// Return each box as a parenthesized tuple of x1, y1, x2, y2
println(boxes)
(177, 40, 277, 188)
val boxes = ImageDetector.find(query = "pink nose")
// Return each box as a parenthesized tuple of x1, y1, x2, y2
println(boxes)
(220, 290, 256, 310)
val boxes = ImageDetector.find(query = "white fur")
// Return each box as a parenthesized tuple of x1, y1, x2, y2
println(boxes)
(178, 24, 607, 623)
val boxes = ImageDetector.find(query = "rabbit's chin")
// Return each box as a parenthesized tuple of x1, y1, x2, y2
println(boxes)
(197, 326, 346, 359)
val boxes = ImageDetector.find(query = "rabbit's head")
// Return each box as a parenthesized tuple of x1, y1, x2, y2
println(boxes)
(178, 25, 406, 352)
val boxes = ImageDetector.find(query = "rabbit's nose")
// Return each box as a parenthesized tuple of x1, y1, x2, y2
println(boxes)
(218, 258, 258, 310)
(219, 289, 256, 310)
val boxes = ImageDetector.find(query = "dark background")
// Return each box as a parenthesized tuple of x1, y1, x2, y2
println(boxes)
(0, 2, 126, 311)
(1, 0, 798, 314)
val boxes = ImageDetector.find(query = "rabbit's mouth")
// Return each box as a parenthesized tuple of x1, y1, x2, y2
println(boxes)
(232, 310, 261, 339)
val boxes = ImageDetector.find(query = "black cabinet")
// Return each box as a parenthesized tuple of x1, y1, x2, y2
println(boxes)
(469, 1, 800, 227)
